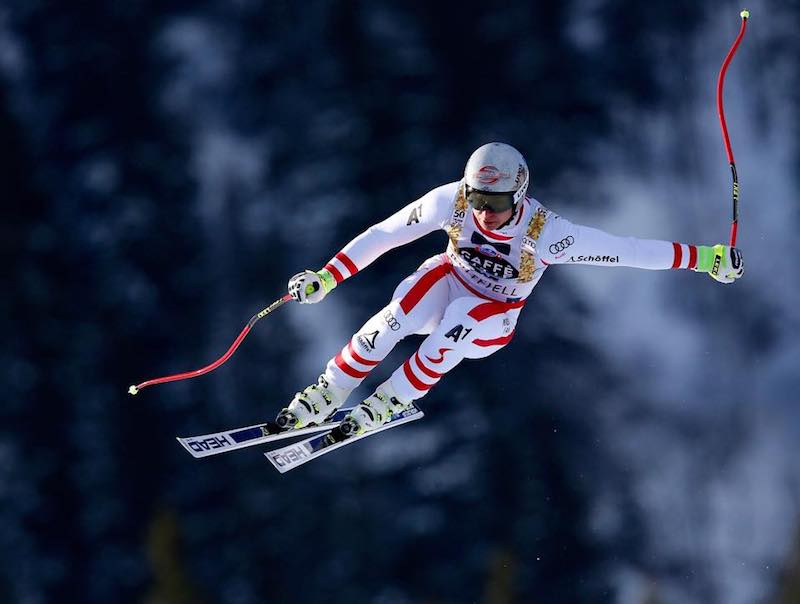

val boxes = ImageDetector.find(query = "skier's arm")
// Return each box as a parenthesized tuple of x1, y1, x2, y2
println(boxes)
(538, 214, 744, 282)
(324, 183, 455, 283)
(289, 183, 455, 303)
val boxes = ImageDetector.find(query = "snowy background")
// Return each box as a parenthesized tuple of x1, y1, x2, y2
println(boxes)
(2, 1, 798, 603)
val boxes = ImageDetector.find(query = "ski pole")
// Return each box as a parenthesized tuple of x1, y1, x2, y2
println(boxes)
(128, 293, 294, 395)
(716, 9, 749, 247)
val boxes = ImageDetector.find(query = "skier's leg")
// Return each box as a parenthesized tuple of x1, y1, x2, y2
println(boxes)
(341, 295, 523, 434)
(278, 256, 451, 428)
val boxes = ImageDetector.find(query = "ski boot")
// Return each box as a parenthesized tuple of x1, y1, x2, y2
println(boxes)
(275, 375, 349, 429)
(339, 381, 410, 437)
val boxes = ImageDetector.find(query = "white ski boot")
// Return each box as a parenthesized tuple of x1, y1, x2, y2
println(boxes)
(276, 375, 350, 429)
(339, 381, 410, 437)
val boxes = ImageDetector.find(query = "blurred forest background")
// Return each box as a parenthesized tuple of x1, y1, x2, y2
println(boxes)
(2, 1, 799, 603)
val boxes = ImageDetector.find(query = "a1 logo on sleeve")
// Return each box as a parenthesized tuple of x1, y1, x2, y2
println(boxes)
(407, 204, 422, 225)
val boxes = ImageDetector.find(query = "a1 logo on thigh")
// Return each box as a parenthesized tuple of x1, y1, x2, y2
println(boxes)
(444, 324, 473, 342)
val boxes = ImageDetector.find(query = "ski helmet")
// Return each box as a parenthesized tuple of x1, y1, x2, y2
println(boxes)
(463, 142, 529, 213)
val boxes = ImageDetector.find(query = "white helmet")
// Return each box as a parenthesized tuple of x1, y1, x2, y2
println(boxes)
(464, 142, 529, 206)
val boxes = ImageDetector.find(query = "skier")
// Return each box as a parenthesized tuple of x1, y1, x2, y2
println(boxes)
(276, 142, 744, 437)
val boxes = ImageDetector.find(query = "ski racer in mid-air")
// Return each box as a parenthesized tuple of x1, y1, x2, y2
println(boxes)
(277, 142, 744, 437)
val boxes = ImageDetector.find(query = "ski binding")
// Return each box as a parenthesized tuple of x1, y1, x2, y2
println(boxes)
(177, 407, 354, 458)
(264, 403, 424, 473)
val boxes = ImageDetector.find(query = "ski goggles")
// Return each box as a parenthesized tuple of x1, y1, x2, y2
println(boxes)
(465, 186, 515, 213)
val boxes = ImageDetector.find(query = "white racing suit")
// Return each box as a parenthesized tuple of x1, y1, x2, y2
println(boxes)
(318, 181, 700, 403)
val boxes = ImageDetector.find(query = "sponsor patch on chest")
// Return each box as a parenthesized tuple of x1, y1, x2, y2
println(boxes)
(458, 247, 519, 280)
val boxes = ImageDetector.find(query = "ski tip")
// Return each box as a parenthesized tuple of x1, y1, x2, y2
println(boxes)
(128, 385, 139, 396)
(740, 9, 749, 19)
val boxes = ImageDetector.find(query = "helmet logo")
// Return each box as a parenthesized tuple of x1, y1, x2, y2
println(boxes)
(514, 165, 525, 187)
(474, 165, 510, 185)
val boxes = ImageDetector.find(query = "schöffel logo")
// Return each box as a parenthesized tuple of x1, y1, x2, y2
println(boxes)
(567, 255, 619, 263)
(357, 330, 379, 351)
(548, 236, 574, 255)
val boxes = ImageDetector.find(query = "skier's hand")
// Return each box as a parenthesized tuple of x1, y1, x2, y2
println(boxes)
(288, 269, 337, 303)
(694, 244, 744, 284)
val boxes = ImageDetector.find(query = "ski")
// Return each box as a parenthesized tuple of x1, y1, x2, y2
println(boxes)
(177, 407, 354, 459)
(264, 403, 424, 473)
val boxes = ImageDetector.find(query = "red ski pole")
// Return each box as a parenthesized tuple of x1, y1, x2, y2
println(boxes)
(716, 9, 749, 247)
(128, 293, 294, 395)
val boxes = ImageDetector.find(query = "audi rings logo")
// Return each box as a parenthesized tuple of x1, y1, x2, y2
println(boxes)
(548, 236, 574, 255)
(382, 309, 401, 331)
